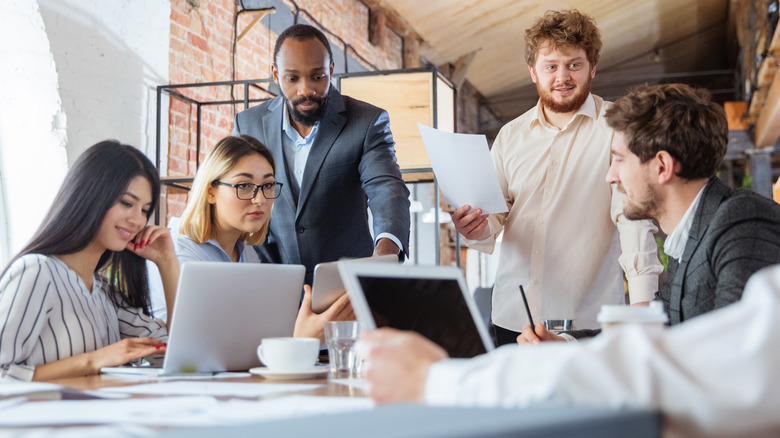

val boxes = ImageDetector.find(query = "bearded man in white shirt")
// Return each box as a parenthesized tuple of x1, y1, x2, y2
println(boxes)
(452, 10, 662, 345)
(360, 84, 780, 438)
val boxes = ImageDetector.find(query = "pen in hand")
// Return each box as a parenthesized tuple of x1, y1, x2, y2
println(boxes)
(518, 285, 537, 336)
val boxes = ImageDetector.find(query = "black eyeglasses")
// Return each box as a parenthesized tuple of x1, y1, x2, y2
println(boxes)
(216, 181, 283, 200)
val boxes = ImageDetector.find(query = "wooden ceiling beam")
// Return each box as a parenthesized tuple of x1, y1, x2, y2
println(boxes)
(755, 70, 780, 148)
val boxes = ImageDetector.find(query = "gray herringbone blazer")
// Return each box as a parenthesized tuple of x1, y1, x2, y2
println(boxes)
(568, 177, 780, 339)
(656, 178, 780, 324)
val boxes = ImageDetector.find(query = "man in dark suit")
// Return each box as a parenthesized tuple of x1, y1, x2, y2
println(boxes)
(233, 24, 410, 283)
(520, 83, 780, 342)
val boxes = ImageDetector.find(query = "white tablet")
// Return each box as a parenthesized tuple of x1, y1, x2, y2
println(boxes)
(311, 254, 397, 313)
(338, 262, 495, 358)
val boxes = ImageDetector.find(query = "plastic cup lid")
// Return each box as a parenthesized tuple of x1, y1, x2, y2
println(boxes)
(597, 301, 669, 324)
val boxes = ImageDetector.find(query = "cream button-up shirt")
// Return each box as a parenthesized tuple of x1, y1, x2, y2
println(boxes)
(464, 94, 662, 331)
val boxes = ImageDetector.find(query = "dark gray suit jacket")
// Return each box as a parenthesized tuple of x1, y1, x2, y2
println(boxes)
(233, 87, 410, 281)
(567, 177, 780, 338)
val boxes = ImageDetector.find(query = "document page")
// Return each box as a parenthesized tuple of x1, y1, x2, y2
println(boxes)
(418, 124, 507, 214)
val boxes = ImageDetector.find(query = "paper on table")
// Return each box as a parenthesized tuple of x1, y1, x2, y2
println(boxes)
(97, 381, 323, 397)
(0, 380, 62, 396)
(0, 394, 374, 428)
(418, 123, 508, 214)
(0, 396, 220, 427)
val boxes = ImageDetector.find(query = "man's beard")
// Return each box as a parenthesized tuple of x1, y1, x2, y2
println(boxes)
(284, 94, 327, 126)
(620, 183, 660, 221)
(537, 75, 591, 114)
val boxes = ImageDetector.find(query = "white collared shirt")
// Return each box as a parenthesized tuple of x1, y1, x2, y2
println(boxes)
(663, 186, 706, 261)
(463, 94, 662, 330)
(282, 104, 320, 190)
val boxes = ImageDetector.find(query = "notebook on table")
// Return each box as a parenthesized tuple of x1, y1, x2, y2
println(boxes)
(102, 261, 305, 376)
(338, 262, 495, 358)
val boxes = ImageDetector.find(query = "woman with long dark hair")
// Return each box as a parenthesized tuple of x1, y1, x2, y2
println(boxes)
(0, 140, 178, 381)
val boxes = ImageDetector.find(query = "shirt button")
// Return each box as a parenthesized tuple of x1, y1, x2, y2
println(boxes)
(535, 250, 540, 255)
(539, 219, 544, 224)
(296, 226, 305, 233)
(552, 161, 558, 166)
(533, 280, 539, 285)
(546, 191, 551, 196)
(297, 170, 302, 174)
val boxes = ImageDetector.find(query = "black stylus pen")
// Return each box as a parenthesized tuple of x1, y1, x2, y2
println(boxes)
(519, 285, 537, 336)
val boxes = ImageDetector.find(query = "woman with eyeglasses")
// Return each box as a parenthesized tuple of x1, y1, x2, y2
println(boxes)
(0, 141, 177, 381)
(171, 135, 352, 342)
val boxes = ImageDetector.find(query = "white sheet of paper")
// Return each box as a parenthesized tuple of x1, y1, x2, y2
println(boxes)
(0, 380, 62, 396)
(97, 381, 322, 397)
(0, 396, 220, 426)
(0, 395, 374, 427)
(418, 123, 508, 214)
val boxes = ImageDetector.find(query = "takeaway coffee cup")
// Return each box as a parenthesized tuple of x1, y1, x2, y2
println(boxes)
(597, 301, 668, 332)
(257, 337, 319, 372)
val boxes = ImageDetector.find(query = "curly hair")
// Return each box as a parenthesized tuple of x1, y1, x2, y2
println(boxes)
(605, 83, 728, 180)
(524, 10, 602, 67)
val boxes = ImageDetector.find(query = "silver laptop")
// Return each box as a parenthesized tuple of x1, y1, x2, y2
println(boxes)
(338, 262, 495, 358)
(311, 254, 398, 313)
(102, 261, 305, 376)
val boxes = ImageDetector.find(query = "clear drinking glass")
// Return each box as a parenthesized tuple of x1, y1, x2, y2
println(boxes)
(324, 321, 360, 377)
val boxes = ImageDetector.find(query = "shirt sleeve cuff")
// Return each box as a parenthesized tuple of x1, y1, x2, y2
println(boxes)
(2, 364, 35, 381)
(375, 233, 402, 255)
(424, 359, 468, 405)
(627, 275, 658, 304)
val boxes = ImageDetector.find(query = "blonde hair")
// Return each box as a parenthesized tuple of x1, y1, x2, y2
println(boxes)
(178, 135, 276, 246)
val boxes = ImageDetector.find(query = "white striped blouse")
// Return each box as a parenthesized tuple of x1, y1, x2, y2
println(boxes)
(0, 254, 167, 381)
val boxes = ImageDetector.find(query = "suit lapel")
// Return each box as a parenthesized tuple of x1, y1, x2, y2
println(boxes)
(296, 87, 347, 216)
(263, 98, 297, 219)
(668, 178, 729, 323)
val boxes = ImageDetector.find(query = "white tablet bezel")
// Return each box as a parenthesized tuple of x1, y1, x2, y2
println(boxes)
(337, 261, 495, 354)
(311, 254, 397, 313)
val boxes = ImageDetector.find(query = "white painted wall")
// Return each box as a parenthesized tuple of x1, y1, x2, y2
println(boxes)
(0, 0, 170, 265)
(38, 0, 171, 163)
(0, 0, 68, 265)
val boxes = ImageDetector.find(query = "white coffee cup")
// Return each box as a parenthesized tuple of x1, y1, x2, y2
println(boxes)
(257, 337, 319, 372)
(597, 301, 668, 332)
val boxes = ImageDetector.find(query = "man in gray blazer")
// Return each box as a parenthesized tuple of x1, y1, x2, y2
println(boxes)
(520, 83, 780, 342)
(233, 24, 410, 283)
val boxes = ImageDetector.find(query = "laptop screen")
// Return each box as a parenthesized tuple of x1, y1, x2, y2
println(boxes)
(356, 275, 488, 358)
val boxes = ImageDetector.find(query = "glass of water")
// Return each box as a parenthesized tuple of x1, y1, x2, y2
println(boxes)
(324, 321, 360, 377)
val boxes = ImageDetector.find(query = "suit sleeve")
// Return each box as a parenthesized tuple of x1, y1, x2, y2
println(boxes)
(709, 196, 780, 310)
(359, 109, 411, 256)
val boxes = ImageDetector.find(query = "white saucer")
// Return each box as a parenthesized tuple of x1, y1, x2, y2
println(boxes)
(249, 364, 329, 380)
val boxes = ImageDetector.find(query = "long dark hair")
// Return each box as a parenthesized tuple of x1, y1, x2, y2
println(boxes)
(2, 140, 160, 315)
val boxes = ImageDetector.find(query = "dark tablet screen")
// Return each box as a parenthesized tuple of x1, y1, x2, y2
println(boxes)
(356, 276, 488, 358)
